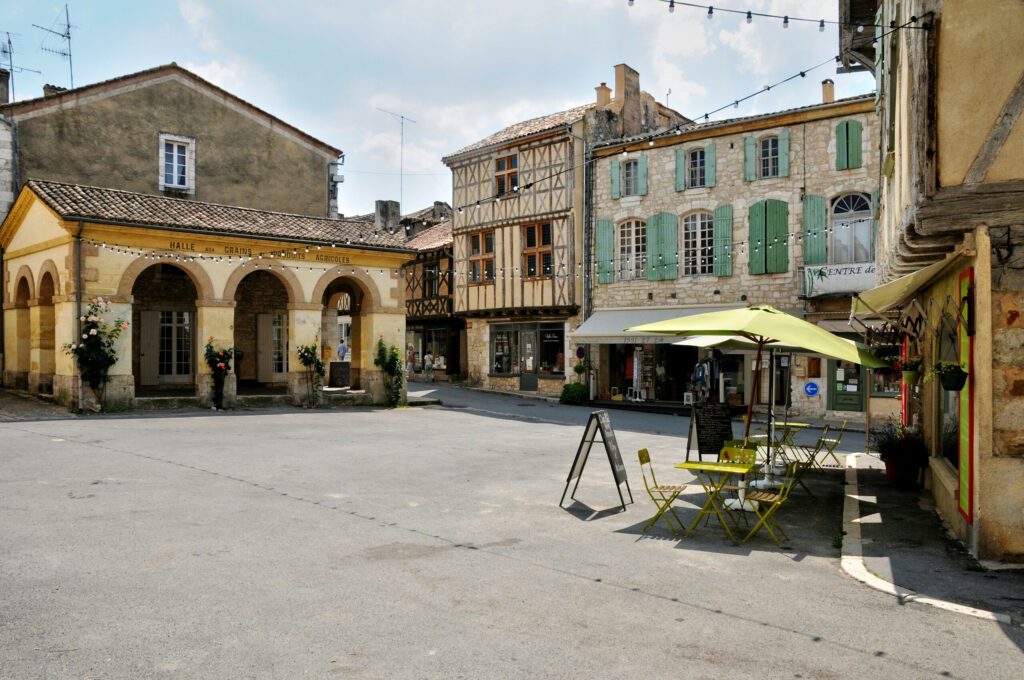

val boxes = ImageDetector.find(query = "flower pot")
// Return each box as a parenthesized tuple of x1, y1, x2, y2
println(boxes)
(901, 370, 920, 385)
(940, 367, 968, 391)
(883, 458, 922, 489)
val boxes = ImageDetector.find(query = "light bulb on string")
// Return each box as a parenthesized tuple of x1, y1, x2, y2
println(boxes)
(819, 19, 825, 32)
(668, 0, 674, 13)
(707, 6, 713, 20)
(783, 16, 789, 28)
(746, 10, 752, 23)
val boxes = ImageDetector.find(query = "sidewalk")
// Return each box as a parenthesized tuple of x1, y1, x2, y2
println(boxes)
(843, 454, 1024, 626)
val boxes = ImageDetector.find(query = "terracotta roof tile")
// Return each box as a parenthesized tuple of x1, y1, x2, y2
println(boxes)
(26, 180, 411, 251)
(404, 221, 452, 251)
(443, 103, 594, 162)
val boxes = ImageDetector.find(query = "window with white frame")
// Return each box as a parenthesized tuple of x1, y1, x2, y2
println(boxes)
(622, 159, 640, 196)
(682, 212, 714, 275)
(618, 219, 646, 280)
(830, 193, 873, 264)
(688, 148, 706, 188)
(759, 136, 779, 178)
(159, 133, 196, 193)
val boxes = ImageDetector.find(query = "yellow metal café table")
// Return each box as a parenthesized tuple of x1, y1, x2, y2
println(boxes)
(675, 460, 755, 543)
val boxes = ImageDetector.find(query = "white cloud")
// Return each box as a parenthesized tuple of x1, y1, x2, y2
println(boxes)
(177, 0, 219, 52)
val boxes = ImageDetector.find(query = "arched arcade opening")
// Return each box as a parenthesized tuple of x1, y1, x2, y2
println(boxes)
(131, 264, 199, 395)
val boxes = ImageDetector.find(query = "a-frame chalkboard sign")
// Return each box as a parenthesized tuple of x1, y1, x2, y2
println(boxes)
(685, 402, 735, 461)
(560, 410, 634, 512)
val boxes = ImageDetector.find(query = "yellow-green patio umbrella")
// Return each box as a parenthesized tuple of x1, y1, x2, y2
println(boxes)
(627, 305, 886, 437)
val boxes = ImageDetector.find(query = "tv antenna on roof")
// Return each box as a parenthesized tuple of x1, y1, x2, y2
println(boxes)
(1, 32, 42, 101)
(33, 3, 74, 88)
(376, 107, 416, 211)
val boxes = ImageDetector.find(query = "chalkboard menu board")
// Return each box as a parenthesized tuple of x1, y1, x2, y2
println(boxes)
(686, 402, 736, 461)
(560, 410, 633, 512)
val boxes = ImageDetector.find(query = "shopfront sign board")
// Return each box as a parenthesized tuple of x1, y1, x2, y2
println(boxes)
(685, 402, 735, 461)
(560, 410, 633, 512)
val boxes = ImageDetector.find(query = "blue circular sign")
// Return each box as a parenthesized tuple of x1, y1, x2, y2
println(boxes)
(804, 382, 819, 397)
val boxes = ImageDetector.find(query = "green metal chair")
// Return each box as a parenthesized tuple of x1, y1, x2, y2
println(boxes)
(742, 462, 800, 546)
(816, 420, 847, 468)
(637, 448, 687, 535)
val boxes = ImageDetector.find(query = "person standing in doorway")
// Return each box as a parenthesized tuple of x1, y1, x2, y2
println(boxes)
(336, 337, 348, 363)
(407, 344, 416, 377)
(423, 350, 434, 383)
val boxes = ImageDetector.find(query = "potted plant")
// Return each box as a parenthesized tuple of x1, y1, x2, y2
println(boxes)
(928, 361, 968, 391)
(893, 356, 922, 385)
(871, 420, 929, 488)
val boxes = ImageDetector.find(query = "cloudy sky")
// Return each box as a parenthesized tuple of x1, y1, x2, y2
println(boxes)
(2, 0, 874, 217)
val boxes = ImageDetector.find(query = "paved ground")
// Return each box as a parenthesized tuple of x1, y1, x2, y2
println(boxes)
(2, 385, 1023, 678)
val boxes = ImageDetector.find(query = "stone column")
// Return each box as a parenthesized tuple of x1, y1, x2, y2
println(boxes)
(288, 303, 324, 406)
(2, 304, 29, 389)
(101, 300, 134, 409)
(355, 310, 406, 405)
(27, 300, 56, 394)
(51, 298, 80, 408)
(196, 300, 237, 408)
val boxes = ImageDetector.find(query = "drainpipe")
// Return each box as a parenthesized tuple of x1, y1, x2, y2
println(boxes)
(75, 220, 84, 412)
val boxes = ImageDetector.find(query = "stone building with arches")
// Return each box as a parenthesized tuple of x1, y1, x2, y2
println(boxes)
(578, 83, 888, 420)
(1, 180, 410, 409)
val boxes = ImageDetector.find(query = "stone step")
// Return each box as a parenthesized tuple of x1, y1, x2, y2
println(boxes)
(133, 395, 202, 410)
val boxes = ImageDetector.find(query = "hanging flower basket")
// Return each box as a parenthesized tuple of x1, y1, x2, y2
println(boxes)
(901, 370, 920, 385)
(940, 366, 968, 391)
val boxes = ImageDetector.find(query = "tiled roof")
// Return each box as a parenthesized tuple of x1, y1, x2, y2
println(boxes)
(404, 221, 452, 251)
(595, 93, 875, 149)
(0, 63, 341, 157)
(443, 103, 594, 162)
(25, 180, 411, 251)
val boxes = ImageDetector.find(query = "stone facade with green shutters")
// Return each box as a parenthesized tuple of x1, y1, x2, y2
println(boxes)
(588, 93, 882, 417)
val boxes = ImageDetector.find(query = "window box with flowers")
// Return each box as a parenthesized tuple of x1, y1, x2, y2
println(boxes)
(204, 337, 235, 410)
(63, 298, 129, 411)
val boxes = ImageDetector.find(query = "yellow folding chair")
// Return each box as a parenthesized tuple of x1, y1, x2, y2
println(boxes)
(817, 420, 847, 468)
(637, 448, 687, 534)
(742, 462, 799, 546)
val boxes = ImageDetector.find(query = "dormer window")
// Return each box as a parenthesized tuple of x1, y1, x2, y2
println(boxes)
(159, 133, 196, 193)
(495, 154, 518, 196)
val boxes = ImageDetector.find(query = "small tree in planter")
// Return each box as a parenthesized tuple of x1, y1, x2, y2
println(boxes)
(927, 361, 968, 391)
(64, 298, 129, 411)
(204, 337, 235, 410)
(297, 340, 326, 407)
(373, 338, 404, 407)
(871, 419, 929, 488)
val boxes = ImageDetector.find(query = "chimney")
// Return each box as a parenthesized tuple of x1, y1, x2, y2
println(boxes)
(0, 68, 9, 105)
(614, 64, 640, 103)
(822, 79, 835, 104)
(595, 82, 611, 107)
(374, 199, 401, 232)
(432, 201, 450, 220)
(43, 84, 67, 97)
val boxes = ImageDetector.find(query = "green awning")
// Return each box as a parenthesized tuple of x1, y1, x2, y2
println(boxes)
(850, 254, 961, 318)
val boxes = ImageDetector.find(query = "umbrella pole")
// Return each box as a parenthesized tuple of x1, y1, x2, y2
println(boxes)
(744, 342, 764, 440)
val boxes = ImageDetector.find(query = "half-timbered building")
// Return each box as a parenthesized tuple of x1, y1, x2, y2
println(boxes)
(442, 64, 686, 394)
(403, 219, 462, 380)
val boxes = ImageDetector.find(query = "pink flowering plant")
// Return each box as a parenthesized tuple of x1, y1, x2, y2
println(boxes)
(204, 336, 235, 409)
(63, 297, 128, 392)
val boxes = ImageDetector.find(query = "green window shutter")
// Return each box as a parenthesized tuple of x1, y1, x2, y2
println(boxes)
(596, 219, 615, 284)
(802, 195, 827, 265)
(610, 160, 621, 199)
(675, 149, 686, 191)
(748, 201, 766, 275)
(778, 129, 790, 177)
(848, 120, 863, 169)
(705, 143, 716, 188)
(645, 213, 661, 280)
(766, 199, 790, 273)
(659, 212, 678, 280)
(712, 204, 733, 276)
(638, 155, 648, 195)
(836, 121, 849, 170)
(744, 136, 756, 181)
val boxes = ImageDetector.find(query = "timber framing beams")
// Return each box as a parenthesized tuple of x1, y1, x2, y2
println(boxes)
(916, 180, 1024, 235)
(458, 305, 578, 320)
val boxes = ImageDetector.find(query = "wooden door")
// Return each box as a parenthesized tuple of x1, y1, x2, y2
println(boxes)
(140, 311, 160, 386)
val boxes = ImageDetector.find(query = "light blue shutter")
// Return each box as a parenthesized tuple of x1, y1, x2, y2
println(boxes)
(596, 219, 614, 284)
(638, 155, 648, 195)
(645, 213, 661, 280)
(778, 129, 790, 177)
(660, 212, 678, 280)
(744, 136, 756, 181)
(848, 120, 863, 169)
(836, 121, 849, 170)
(705, 143, 716, 188)
(766, 199, 789, 273)
(610, 160, 621, 200)
(803, 195, 827, 265)
(748, 201, 766, 274)
(675, 149, 686, 191)
(713, 204, 733, 276)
